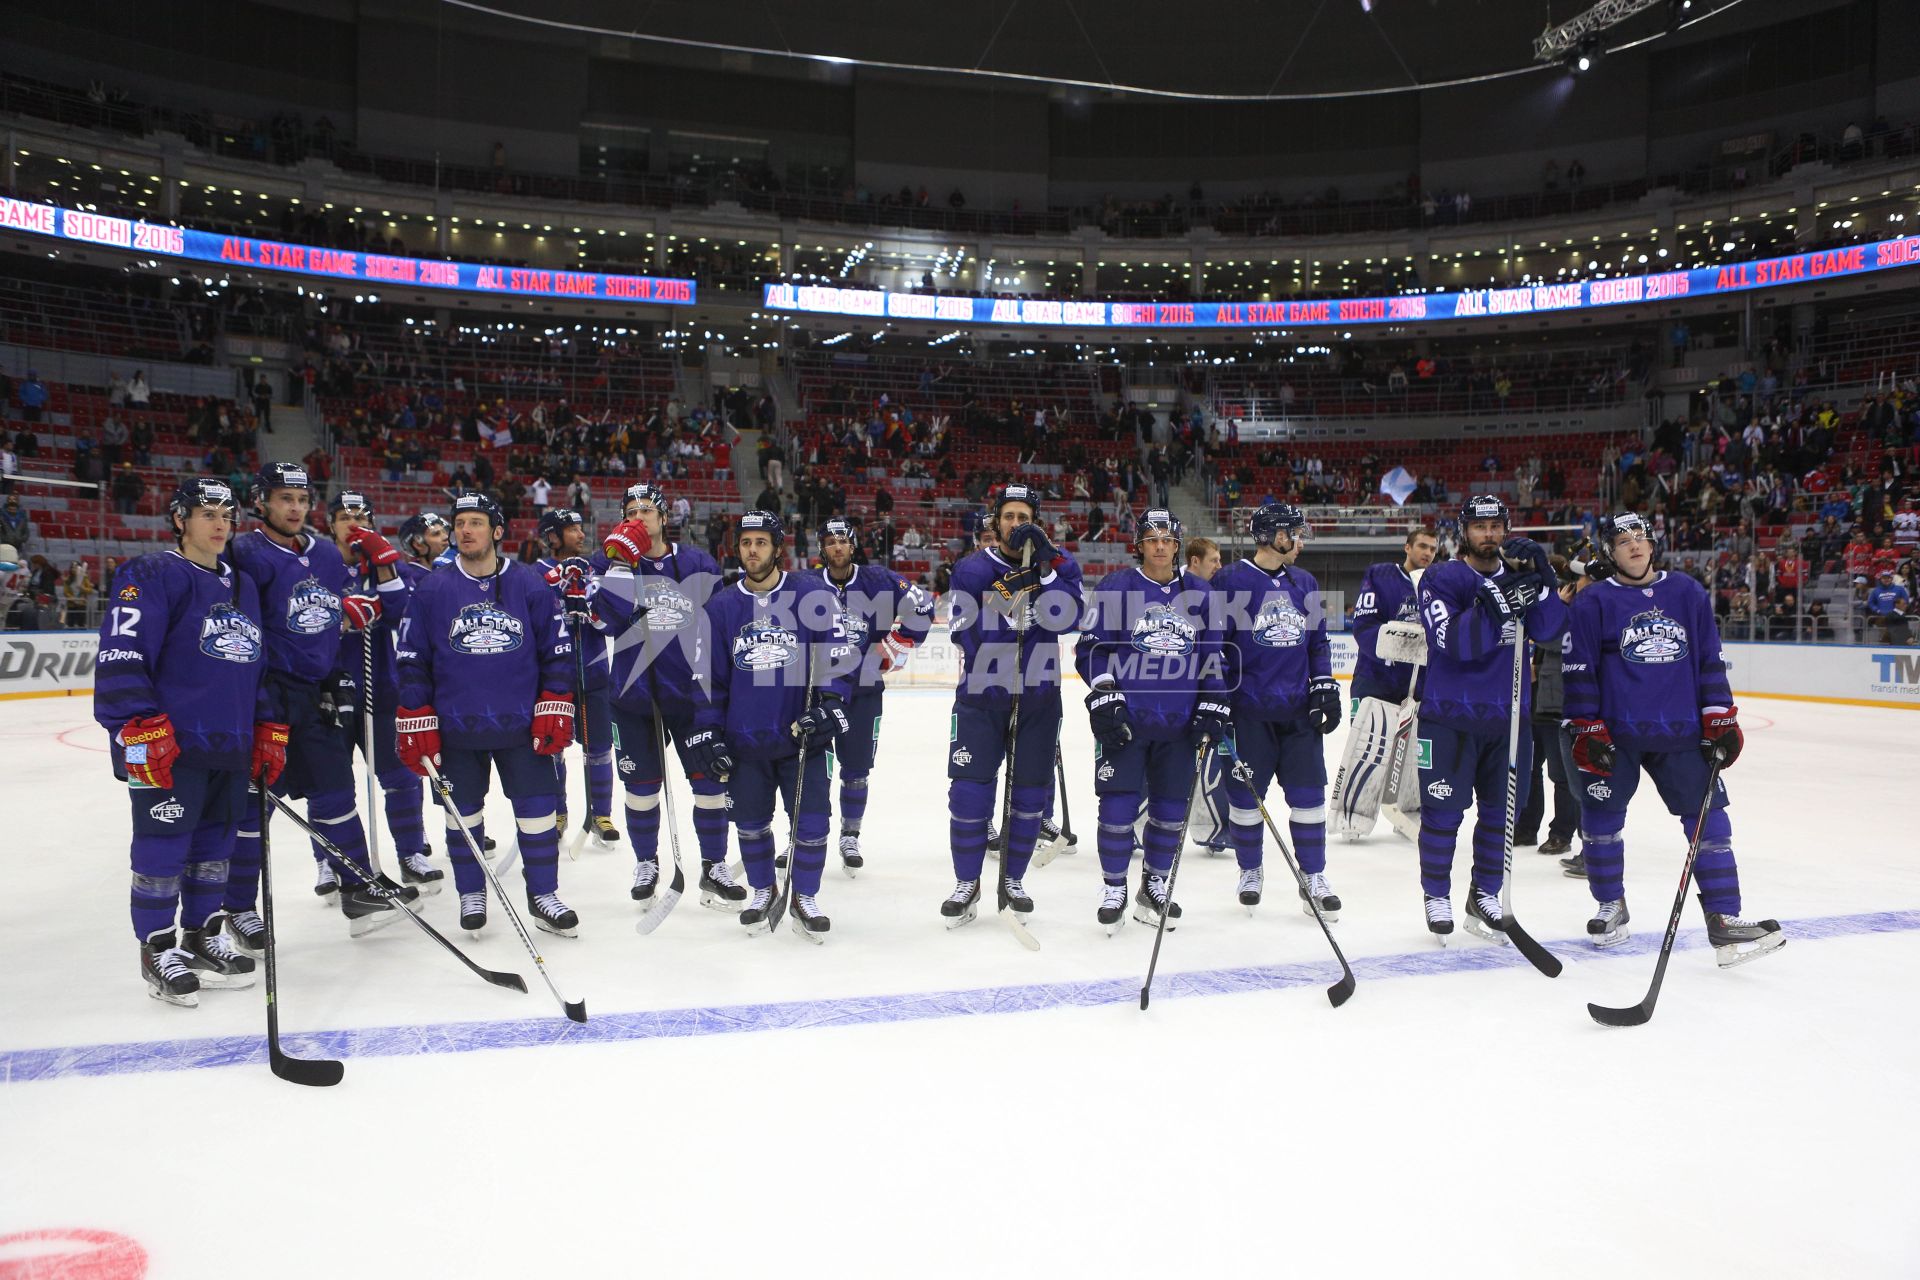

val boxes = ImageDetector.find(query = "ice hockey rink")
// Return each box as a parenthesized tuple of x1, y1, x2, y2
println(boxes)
(3, 676, 1917, 1279)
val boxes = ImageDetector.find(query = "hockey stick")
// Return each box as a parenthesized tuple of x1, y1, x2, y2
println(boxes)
(424, 760, 587, 1023)
(563, 618, 592, 862)
(1495, 605, 1563, 979)
(633, 702, 688, 935)
(264, 790, 528, 994)
(1054, 745, 1078, 846)
(1587, 757, 1725, 1028)
(361, 614, 387, 878)
(767, 676, 816, 938)
(1226, 746, 1356, 1008)
(994, 541, 1041, 951)
(1139, 738, 1213, 1010)
(256, 782, 345, 1086)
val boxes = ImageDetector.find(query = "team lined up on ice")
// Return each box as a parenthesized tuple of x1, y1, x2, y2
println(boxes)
(96, 467, 1782, 1006)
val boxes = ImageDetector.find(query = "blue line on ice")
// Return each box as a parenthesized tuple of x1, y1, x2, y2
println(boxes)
(6, 908, 1915, 1084)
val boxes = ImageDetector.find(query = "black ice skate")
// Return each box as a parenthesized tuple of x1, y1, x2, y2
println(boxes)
(141, 930, 200, 1007)
(839, 834, 864, 877)
(313, 858, 338, 897)
(1425, 894, 1454, 945)
(1703, 900, 1785, 968)
(181, 921, 257, 989)
(217, 909, 267, 958)
(528, 892, 579, 938)
(941, 879, 981, 928)
(399, 852, 444, 895)
(458, 891, 488, 935)
(339, 880, 402, 938)
(631, 858, 660, 902)
(790, 893, 830, 943)
(1238, 866, 1264, 914)
(1002, 878, 1035, 914)
(1587, 899, 1631, 949)
(740, 884, 777, 933)
(1299, 871, 1342, 922)
(700, 859, 748, 910)
(589, 815, 619, 847)
(1132, 874, 1181, 931)
(1098, 881, 1129, 935)
(1463, 888, 1510, 945)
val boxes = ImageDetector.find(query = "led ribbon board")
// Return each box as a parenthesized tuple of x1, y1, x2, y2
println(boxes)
(0, 196, 697, 305)
(763, 236, 1920, 329)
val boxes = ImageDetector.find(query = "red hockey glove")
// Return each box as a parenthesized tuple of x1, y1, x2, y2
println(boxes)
(251, 721, 290, 787)
(396, 706, 442, 777)
(602, 519, 654, 568)
(531, 691, 575, 756)
(1566, 717, 1616, 776)
(342, 593, 382, 631)
(120, 714, 180, 789)
(344, 525, 402, 568)
(1700, 705, 1743, 769)
(877, 624, 917, 673)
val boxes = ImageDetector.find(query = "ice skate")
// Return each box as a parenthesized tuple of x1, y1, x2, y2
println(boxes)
(839, 834, 863, 877)
(1097, 881, 1128, 935)
(700, 859, 748, 910)
(398, 851, 444, 895)
(339, 880, 402, 938)
(941, 879, 981, 928)
(459, 891, 488, 935)
(140, 930, 199, 1008)
(1587, 899, 1631, 948)
(1237, 866, 1263, 914)
(630, 858, 659, 902)
(790, 893, 830, 943)
(1703, 904, 1785, 968)
(528, 892, 579, 938)
(1299, 871, 1341, 922)
(589, 814, 619, 847)
(1425, 894, 1454, 945)
(313, 858, 338, 897)
(181, 921, 256, 989)
(1132, 873, 1181, 931)
(218, 909, 267, 958)
(739, 884, 777, 933)
(1002, 878, 1035, 914)
(1463, 887, 1510, 944)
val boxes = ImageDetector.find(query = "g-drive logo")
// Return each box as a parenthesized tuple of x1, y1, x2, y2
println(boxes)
(1868, 652, 1920, 698)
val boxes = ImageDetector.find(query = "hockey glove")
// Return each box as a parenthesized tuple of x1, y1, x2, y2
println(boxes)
(681, 727, 734, 782)
(531, 691, 575, 756)
(396, 706, 441, 777)
(792, 693, 851, 750)
(318, 672, 358, 728)
(251, 721, 289, 787)
(1085, 684, 1134, 751)
(1501, 535, 1554, 591)
(344, 525, 402, 568)
(1700, 705, 1743, 769)
(991, 562, 1043, 603)
(342, 593, 382, 631)
(1004, 521, 1058, 565)
(1475, 575, 1517, 622)
(544, 557, 594, 627)
(1566, 718, 1616, 776)
(1191, 693, 1233, 745)
(877, 624, 918, 674)
(120, 714, 180, 789)
(602, 519, 654, 568)
(1306, 674, 1342, 735)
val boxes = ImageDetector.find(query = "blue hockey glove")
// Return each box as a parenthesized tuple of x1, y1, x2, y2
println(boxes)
(1085, 685, 1134, 751)
(791, 693, 850, 750)
(1191, 693, 1232, 744)
(1004, 521, 1057, 565)
(681, 727, 735, 782)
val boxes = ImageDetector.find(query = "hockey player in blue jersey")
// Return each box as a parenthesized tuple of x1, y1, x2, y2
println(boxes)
(95, 478, 278, 1005)
(1180, 537, 1234, 856)
(1413, 495, 1566, 942)
(688, 510, 855, 937)
(225, 462, 403, 939)
(397, 511, 451, 566)
(535, 507, 616, 848)
(1331, 525, 1437, 838)
(328, 490, 442, 892)
(1075, 509, 1228, 933)
(940, 484, 1084, 926)
(1563, 512, 1782, 964)
(395, 491, 580, 936)
(815, 517, 935, 874)
(1215, 502, 1342, 917)
(589, 482, 745, 910)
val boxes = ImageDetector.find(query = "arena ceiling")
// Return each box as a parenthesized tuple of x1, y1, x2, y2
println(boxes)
(437, 0, 1781, 100)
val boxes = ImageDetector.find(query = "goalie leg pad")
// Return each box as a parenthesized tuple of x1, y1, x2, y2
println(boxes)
(1329, 697, 1400, 838)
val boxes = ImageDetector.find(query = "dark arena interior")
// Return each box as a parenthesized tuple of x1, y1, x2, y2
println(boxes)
(0, 1, 1916, 1275)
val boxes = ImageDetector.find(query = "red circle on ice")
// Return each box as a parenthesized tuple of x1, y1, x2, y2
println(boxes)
(0, 1229, 148, 1279)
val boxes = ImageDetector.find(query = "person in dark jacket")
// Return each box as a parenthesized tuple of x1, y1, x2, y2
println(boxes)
(1517, 559, 1584, 857)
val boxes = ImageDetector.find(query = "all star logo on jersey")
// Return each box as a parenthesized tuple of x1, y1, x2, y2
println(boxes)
(1130, 603, 1197, 655)
(640, 580, 697, 630)
(199, 603, 263, 664)
(1587, 780, 1613, 800)
(448, 602, 526, 655)
(1426, 780, 1453, 800)
(148, 799, 185, 823)
(730, 618, 799, 672)
(838, 610, 872, 648)
(1252, 597, 1308, 648)
(1619, 609, 1689, 664)
(284, 576, 341, 635)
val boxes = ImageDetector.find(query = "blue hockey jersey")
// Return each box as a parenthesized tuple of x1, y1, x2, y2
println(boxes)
(396, 558, 574, 748)
(1416, 558, 1567, 732)
(946, 546, 1084, 709)
(93, 550, 268, 773)
(230, 529, 348, 685)
(1349, 561, 1421, 702)
(1075, 566, 1225, 740)
(590, 542, 723, 718)
(694, 570, 855, 758)
(819, 561, 936, 690)
(1562, 571, 1732, 752)
(1213, 557, 1330, 723)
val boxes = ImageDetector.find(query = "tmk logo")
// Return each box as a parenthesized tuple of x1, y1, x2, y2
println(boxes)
(1587, 781, 1613, 801)
(149, 799, 186, 823)
(1425, 780, 1453, 800)
(1870, 652, 1920, 684)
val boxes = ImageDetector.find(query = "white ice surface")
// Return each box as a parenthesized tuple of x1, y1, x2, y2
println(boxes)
(2, 690, 1917, 1278)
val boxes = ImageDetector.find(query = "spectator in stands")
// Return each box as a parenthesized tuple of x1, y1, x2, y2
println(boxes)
(671, 493, 692, 532)
(569, 478, 592, 514)
(111, 463, 144, 516)
(1867, 569, 1912, 642)
(60, 561, 94, 629)
(526, 474, 552, 516)
(108, 371, 129, 408)
(754, 480, 782, 516)
(127, 370, 150, 410)
(0, 440, 15, 495)
(251, 374, 274, 432)
(899, 523, 926, 556)
(1, 496, 29, 549)
(17, 371, 47, 423)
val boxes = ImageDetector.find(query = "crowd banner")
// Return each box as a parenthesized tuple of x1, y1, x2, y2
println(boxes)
(0, 631, 98, 700)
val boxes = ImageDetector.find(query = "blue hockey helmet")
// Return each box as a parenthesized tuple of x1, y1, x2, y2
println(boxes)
(396, 511, 449, 556)
(327, 489, 373, 521)
(168, 476, 238, 537)
(820, 517, 858, 545)
(1596, 511, 1656, 570)
(737, 508, 786, 547)
(537, 507, 584, 544)
(623, 482, 667, 516)
(1135, 508, 1184, 546)
(1459, 493, 1511, 529)
(449, 490, 505, 530)
(1248, 501, 1307, 547)
(249, 461, 311, 510)
(993, 483, 1041, 522)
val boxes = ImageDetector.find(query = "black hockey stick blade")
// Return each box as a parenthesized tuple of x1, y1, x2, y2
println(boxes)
(1586, 998, 1652, 1028)
(1326, 970, 1357, 1008)
(634, 864, 686, 936)
(564, 998, 588, 1023)
(269, 1039, 345, 1088)
(1504, 917, 1564, 977)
